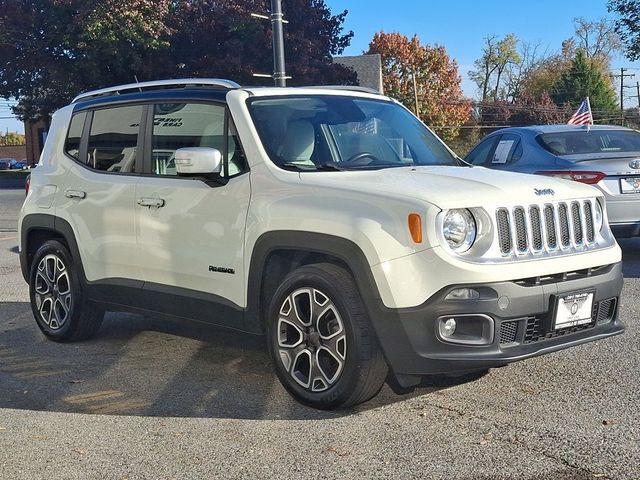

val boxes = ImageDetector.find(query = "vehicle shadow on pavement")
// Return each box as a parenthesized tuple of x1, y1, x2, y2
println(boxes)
(620, 238, 640, 278)
(0, 302, 482, 420)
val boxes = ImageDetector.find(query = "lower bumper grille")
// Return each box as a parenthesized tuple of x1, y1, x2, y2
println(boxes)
(499, 320, 519, 344)
(523, 316, 595, 344)
(498, 297, 618, 346)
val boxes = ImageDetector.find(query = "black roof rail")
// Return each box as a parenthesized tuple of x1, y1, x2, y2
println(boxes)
(305, 85, 381, 94)
(73, 78, 241, 103)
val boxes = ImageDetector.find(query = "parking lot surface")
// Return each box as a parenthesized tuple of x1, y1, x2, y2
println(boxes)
(0, 188, 639, 479)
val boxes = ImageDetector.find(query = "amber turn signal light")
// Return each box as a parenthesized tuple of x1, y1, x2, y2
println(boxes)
(408, 213, 422, 244)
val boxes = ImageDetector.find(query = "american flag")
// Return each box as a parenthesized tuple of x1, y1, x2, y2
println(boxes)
(567, 98, 593, 126)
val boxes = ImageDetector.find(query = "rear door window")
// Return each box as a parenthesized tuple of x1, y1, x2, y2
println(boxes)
(466, 136, 499, 166)
(491, 133, 522, 165)
(87, 106, 143, 173)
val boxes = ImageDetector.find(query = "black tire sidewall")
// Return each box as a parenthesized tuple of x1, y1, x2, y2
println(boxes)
(267, 266, 370, 410)
(29, 240, 83, 340)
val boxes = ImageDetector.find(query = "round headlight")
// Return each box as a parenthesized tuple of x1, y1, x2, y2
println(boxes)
(594, 200, 604, 232)
(443, 209, 477, 253)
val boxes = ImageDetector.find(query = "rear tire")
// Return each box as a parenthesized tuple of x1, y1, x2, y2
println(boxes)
(267, 263, 388, 410)
(29, 240, 104, 342)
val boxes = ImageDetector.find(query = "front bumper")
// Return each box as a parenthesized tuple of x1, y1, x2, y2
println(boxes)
(368, 262, 624, 386)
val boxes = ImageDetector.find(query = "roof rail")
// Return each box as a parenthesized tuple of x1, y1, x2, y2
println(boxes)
(73, 78, 241, 103)
(307, 85, 382, 95)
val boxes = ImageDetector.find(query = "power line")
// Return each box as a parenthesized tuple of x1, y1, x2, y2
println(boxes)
(610, 68, 635, 125)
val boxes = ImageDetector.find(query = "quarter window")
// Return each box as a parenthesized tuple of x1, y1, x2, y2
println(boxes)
(87, 106, 142, 172)
(65, 112, 87, 161)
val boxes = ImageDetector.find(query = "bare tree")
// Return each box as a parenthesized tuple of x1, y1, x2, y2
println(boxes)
(503, 41, 550, 102)
(469, 33, 521, 102)
(572, 17, 621, 65)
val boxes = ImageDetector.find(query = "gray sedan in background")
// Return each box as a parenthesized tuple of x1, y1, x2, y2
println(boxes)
(465, 125, 640, 237)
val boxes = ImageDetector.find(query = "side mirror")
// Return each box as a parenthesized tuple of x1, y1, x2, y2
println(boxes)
(175, 147, 222, 175)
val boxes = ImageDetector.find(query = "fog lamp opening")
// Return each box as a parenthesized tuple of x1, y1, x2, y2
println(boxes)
(437, 314, 495, 345)
(445, 288, 480, 301)
(442, 318, 457, 337)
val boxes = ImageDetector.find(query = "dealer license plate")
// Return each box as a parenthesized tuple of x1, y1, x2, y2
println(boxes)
(554, 292, 594, 330)
(620, 177, 640, 194)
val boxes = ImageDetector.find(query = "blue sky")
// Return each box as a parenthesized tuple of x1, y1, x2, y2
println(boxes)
(328, 0, 638, 93)
(1, 0, 637, 133)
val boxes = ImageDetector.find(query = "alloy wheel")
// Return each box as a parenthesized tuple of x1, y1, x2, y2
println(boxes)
(277, 288, 347, 392)
(34, 254, 72, 331)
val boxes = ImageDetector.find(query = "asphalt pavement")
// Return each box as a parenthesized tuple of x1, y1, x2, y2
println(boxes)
(0, 188, 639, 480)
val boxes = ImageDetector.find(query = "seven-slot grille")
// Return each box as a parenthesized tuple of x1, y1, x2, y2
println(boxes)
(496, 200, 597, 255)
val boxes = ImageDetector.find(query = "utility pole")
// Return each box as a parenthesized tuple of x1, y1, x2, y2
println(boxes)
(270, 0, 287, 87)
(251, 0, 289, 87)
(611, 68, 635, 126)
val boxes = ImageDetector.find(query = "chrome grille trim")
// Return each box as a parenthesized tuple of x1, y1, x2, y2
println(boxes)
(543, 204, 558, 249)
(514, 207, 528, 252)
(496, 209, 512, 254)
(495, 200, 598, 257)
(529, 206, 543, 251)
(584, 201, 595, 243)
(558, 203, 570, 247)
(571, 201, 584, 245)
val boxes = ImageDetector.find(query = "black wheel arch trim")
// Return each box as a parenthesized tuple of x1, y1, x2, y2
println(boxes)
(245, 231, 417, 378)
(245, 231, 386, 329)
(20, 213, 87, 285)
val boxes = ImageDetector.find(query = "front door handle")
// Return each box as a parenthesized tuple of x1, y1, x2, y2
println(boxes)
(65, 189, 86, 199)
(137, 197, 166, 208)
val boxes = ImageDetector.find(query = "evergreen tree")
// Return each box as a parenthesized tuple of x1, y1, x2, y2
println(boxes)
(552, 51, 618, 115)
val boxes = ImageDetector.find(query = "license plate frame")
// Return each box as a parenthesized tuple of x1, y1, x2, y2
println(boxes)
(620, 177, 640, 194)
(552, 290, 595, 330)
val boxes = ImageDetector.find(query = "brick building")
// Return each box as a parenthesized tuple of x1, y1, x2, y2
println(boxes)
(24, 119, 48, 165)
(0, 144, 27, 161)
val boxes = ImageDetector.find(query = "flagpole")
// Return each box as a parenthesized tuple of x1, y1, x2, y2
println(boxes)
(586, 96, 592, 132)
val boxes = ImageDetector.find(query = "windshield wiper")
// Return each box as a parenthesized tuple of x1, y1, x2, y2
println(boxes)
(315, 162, 345, 171)
(340, 163, 410, 170)
(280, 162, 315, 171)
(281, 162, 345, 171)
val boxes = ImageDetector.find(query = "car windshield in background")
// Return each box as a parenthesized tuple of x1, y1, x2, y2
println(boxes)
(248, 96, 458, 170)
(538, 130, 640, 156)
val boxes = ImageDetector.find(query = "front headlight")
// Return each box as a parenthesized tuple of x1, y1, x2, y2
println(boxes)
(443, 209, 477, 253)
(594, 199, 604, 232)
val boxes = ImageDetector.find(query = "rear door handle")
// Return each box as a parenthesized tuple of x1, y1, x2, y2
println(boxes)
(137, 197, 166, 208)
(65, 189, 86, 199)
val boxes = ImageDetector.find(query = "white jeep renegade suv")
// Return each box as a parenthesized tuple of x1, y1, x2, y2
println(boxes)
(19, 79, 624, 409)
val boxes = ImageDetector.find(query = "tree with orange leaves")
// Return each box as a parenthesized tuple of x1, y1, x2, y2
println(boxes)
(367, 31, 471, 142)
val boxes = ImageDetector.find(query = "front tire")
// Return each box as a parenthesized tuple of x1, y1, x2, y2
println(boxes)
(267, 263, 388, 410)
(29, 240, 104, 342)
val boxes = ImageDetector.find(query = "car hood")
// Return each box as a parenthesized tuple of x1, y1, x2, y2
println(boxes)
(298, 165, 599, 209)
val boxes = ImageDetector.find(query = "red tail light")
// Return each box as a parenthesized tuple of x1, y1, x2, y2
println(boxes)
(25, 175, 30, 196)
(535, 170, 607, 185)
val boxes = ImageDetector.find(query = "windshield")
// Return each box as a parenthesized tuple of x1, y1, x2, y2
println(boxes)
(538, 130, 640, 156)
(247, 96, 458, 170)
